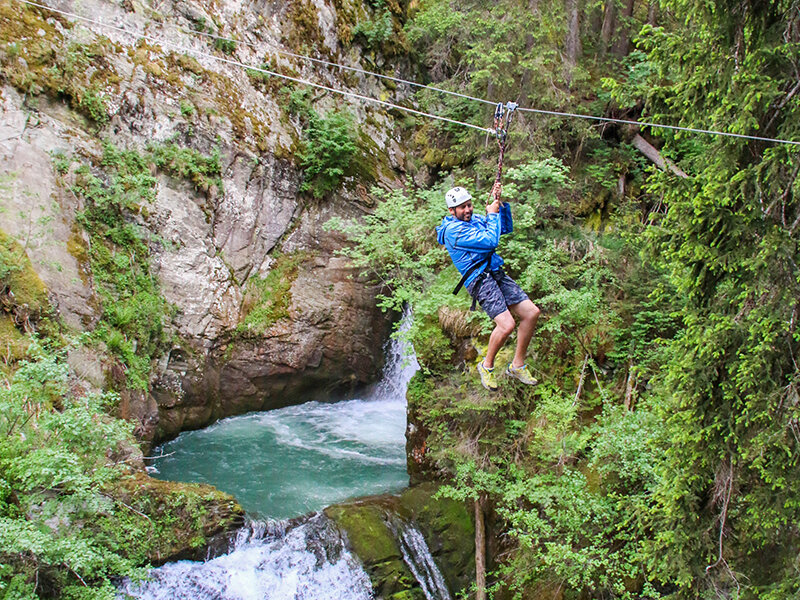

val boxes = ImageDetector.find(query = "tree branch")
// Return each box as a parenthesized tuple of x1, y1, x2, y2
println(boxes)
(632, 134, 688, 178)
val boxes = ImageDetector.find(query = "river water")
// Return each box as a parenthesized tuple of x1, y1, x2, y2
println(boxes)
(117, 314, 453, 600)
(149, 317, 418, 519)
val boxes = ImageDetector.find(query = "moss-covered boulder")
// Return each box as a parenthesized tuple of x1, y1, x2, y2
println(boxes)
(108, 473, 246, 565)
(325, 483, 474, 599)
(396, 483, 475, 595)
(0, 229, 51, 327)
(325, 500, 423, 600)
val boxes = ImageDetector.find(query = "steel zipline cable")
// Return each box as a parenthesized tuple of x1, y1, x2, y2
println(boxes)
(15, 0, 494, 135)
(14, 0, 800, 147)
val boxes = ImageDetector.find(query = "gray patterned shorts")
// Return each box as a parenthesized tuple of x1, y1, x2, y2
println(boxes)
(466, 270, 529, 320)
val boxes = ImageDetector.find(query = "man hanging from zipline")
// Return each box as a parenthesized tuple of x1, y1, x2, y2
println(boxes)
(436, 182, 541, 391)
(435, 102, 540, 391)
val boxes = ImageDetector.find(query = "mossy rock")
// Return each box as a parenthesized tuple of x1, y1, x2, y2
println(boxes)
(0, 230, 49, 311)
(408, 315, 455, 374)
(236, 251, 309, 336)
(397, 483, 474, 596)
(325, 501, 422, 598)
(325, 485, 474, 599)
(107, 473, 246, 565)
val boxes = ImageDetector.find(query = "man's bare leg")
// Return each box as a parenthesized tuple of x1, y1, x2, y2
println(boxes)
(509, 300, 540, 368)
(483, 310, 515, 369)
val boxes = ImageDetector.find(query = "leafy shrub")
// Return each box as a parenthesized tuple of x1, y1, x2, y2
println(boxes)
(69, 144, 168, 389)
(0, 344, 242, 599)
(0, 345, 136, 599)
(352, 7, 393, 48)
(213, 37, 237, 55)
(147, 142, 222, 195)
(298, 108, 358, 199)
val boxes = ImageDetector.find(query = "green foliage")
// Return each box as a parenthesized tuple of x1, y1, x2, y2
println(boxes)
(297, 107, 359, 199)
(0, 343, 136, 598)
(76, 88, 110, 127)
(398, 0, 800, 595)
(70, 143, 169, 390)
(336, 149, 684, 596)
(179, 100, 195, 116)
(147, 142, 222, 195)
(352, 2, 394, 48)
(0, 343, 242, 598)
(213, 37, 237, 55)
(57, 140, 221, 389)
(0, 234, 24, 283)
(604, 0, 800, 595)
(404, 0, 628, 168)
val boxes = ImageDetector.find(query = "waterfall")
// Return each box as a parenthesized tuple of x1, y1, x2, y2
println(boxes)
(118, 514, 373, 600)
(371, 306, 420, 402)
(388, 516, 452, 600)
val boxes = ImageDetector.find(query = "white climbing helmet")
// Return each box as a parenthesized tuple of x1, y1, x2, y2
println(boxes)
(445, 186, 472, 209)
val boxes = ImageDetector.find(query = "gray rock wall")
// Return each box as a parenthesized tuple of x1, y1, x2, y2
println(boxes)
(0, 0, 413, 445)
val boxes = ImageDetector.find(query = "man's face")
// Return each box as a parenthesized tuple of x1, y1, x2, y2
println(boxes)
(449, 201, 473, 221)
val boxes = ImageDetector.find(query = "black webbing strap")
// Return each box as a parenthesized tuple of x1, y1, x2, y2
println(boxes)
(452, 251, 495, 297)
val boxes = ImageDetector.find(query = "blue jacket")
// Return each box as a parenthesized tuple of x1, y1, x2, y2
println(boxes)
(436, 203, 514, 288)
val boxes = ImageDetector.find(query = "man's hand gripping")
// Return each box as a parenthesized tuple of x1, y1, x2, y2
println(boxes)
(486, 182, 502, 214)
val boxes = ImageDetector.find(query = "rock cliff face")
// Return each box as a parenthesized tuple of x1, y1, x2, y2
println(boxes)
(0, 0, 414, 445)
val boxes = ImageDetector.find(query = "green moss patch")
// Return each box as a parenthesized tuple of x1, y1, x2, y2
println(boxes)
(325, 485, 474, 599)
(282, 0, 326, 55)
(0, 314, 29, 375)
(237, 252, 309, 336)
(325, 502, 422, 599)
(0, 0, 120, 126)
(103, 473, 245, 564)
(0, 229, 49, 313)
(397, 484, 474, 595)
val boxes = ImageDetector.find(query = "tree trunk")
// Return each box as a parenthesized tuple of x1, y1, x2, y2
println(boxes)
(624, 358, 635, 410)
(475, 496, 486, 600)
(647, 0, 658, 25)
(565, 0, 582, 84)
(599, 0, 616, 56)
(612, 0, 636, 56)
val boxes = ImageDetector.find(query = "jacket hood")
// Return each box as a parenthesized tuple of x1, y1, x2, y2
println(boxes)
(436, 216, 456, 245)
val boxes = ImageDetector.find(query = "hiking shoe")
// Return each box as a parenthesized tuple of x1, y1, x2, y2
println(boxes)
(477, 362, 499, 391)
(505, 363, 539, 386)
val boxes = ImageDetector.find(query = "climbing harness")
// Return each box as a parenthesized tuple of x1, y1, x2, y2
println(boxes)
(452, 250, 495, 310)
